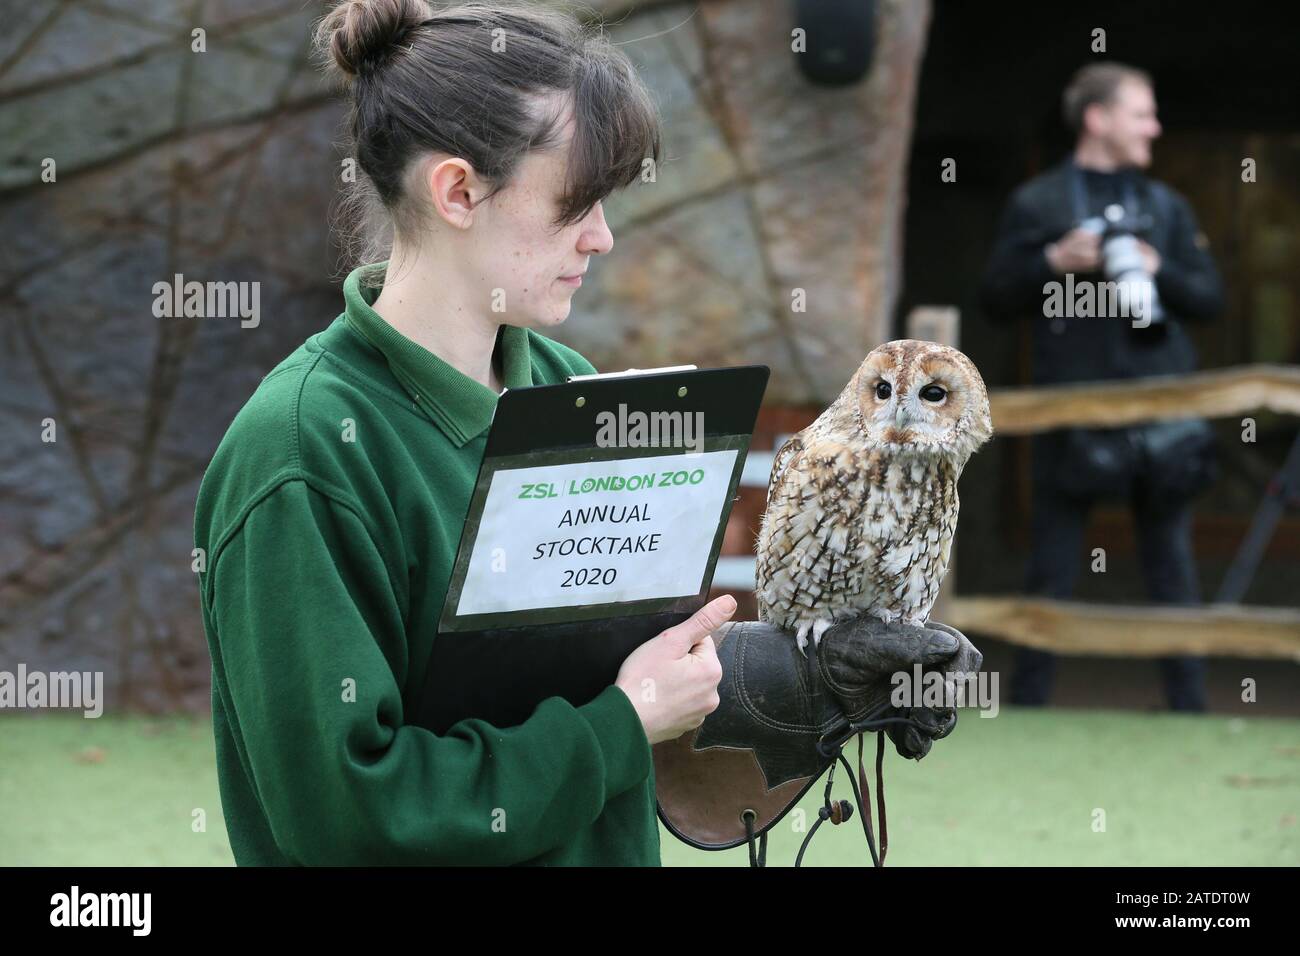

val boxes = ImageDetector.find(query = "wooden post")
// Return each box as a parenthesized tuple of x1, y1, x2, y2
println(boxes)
(904, 305, 961, 349)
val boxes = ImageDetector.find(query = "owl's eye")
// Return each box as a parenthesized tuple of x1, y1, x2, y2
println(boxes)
(920, 384, 947, 402)
(874, 381, 892, 400)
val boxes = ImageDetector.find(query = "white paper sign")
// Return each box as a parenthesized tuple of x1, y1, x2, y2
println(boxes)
(454, 449, 739, 616)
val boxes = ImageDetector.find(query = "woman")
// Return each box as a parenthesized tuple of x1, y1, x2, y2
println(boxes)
(194, 0, 734, 866)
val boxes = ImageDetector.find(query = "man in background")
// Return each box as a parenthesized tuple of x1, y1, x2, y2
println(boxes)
(980, 62, 1225, 711)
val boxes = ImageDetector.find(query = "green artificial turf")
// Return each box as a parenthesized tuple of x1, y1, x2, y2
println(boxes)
(2, 707, 1296, 866)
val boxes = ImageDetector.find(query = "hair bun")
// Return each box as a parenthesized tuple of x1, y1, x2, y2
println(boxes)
(319, 0, 430, 81)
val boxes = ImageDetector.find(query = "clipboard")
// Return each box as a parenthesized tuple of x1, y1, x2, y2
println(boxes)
(412, 364, 769, 735)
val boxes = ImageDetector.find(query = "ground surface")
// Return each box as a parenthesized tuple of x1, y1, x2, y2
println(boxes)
(3, 707, 1296, 866)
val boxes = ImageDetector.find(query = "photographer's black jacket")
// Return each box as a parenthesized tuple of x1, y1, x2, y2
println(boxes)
(980, 158, 1225, 385)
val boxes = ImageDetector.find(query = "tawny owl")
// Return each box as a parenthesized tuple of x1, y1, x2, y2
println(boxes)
(755, 339, 993, 653)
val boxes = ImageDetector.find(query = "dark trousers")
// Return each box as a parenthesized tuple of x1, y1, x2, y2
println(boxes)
(1010, 440, 1208, 711)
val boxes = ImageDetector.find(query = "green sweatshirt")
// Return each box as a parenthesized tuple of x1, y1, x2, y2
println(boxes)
(194, 263, 660, 866)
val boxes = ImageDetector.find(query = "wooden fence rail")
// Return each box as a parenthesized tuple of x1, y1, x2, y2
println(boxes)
(946, 597, 1300, 660)
(988, 364, 1300, 435)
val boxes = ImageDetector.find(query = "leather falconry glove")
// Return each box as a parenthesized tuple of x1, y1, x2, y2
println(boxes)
(817, 617, 983, 760)
(653, 614, 983, 861)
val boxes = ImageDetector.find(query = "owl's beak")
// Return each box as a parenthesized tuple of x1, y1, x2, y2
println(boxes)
(894, 406, 911, 430)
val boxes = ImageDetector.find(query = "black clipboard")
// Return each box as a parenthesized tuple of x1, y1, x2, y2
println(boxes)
(412, 364, 769, 735)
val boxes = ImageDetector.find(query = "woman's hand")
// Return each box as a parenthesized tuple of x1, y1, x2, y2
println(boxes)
(614, 595, 736, 745)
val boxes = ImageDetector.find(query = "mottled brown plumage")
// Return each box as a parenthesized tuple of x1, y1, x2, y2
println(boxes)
(756, 340, 993, 652)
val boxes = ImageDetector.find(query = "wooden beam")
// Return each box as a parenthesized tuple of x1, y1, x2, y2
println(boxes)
(988, 364, 1300, 435)
(947, 596, 1300, 659)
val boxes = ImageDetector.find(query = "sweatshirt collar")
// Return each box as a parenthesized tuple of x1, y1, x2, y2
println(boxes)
(342, 263, 534, 447)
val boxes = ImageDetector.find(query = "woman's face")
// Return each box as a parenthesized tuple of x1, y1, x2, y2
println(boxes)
(462, 113, 615, 330)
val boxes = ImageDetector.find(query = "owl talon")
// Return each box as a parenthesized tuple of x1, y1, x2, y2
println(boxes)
(794, 621, 834, 658)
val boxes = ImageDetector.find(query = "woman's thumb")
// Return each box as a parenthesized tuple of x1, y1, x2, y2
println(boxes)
(661, 594, 736, 654)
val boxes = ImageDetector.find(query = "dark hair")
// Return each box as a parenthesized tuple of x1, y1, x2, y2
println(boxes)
(1061, 62, 1153, 135)
(313, 0, 661, 281)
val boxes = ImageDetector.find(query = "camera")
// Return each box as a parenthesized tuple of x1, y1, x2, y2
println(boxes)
(1078, 204, 1164, 327)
